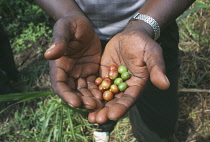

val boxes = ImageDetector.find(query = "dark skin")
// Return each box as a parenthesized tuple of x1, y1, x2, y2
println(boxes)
(35, 0, 195, 124)
(46, 15, 103, 110)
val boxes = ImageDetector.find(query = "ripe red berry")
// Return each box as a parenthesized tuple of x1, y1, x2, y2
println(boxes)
(98, 84, 105, 92)
(101, 77, 112, 90)
(109, 65, 118, 71)
(110, 84, 119, 94)
(95, 77, 103, 85)
(103, 90, 114, 101)
(108, 69, 118, 80)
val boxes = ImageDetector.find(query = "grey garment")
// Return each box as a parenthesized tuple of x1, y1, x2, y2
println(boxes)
(75, 0, 146, 40)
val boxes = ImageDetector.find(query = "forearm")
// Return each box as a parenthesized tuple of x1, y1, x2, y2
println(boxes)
(139, 0, 195, 28)
(127, 0, 195, 38)
(35, 0, 85, 21)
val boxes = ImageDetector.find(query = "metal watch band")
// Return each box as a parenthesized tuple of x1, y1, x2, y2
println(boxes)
(129, 13, 160, 41)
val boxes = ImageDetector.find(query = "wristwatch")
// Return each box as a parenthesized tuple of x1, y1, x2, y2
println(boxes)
(129, 13, 160, 41)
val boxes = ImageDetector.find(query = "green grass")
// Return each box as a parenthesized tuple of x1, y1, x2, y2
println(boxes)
(0, 95, 96, 142)
(11, 22, 52, 52)
(175, 0, 210, 141)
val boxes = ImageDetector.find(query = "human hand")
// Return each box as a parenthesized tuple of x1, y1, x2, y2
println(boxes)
(88, 24, 170, 124)
(46, 15, 103, 110)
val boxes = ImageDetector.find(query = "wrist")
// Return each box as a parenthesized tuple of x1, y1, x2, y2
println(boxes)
(127, 13, 160, 40)
(125, 19, 155, 39)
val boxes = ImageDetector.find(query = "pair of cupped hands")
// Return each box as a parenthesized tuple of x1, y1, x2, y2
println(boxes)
(45, 15, 170, 124)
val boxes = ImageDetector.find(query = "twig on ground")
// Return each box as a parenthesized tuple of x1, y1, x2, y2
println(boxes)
(179, 88, 210, 93)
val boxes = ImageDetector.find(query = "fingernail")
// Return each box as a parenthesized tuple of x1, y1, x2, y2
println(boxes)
(46, 44, 55, 53)
(68, 103, 74, 108)
(165, 75, 170, 85)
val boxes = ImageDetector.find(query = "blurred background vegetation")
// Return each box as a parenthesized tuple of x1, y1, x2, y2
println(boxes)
(0, 0, 209, 142)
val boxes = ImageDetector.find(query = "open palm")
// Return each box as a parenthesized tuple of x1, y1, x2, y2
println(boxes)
(88, 30, 170, 124)
(46, 16, 103, 110)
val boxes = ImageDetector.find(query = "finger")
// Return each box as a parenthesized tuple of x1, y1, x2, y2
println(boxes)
(53, 80, 82, 108)
(100, 65, 109, 78)
(96, 106, 110, 124)
(94, 98, 119, 124)
(77, 78, 93, 97)
(105, 97, 119, 107)
(88, 111, 98, 123)
(52, 77, 82, 107)
(82, 95, 104, 111)
(88, 99, 104, 123)
(87, 75, 103, 100)
(81, 96, 97, 110)
(45, 19, 72, 60)
(144, 43, 170, 90)
(62, 91, 82, 108)
(88, 84, 103, 100)
(50, 61, 82, 107)
(44, 43, 67, 60)
(108, 86, 141, 120)
(78, 77, 104, 110)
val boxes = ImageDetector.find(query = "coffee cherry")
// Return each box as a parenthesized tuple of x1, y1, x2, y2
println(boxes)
(101, 77, 112, 90)
(114, 78, 123, 86)
(103, 90, 114, 101)
(103, 77, 112, 82)
(95, 77, 103, 85)
(121, 72, 131, 80)
(110, 84, 119, 94)
(109, 65, 118, 71)
(95, 65, 130, 101)
(118, 82, 128, 92)
(118, 65, 127, 74)
(108, 69, 118, 80)
(98, 84, 105, 92)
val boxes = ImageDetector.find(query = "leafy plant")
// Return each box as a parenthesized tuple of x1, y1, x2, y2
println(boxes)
(11, 22, 52, 52)
(0, 94, 95, 142)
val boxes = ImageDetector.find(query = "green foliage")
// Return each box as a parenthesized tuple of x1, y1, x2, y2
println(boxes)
(177, 1, 210, 22)
(177, 0, 210, 89)
(0, 0, 53, 52)
(11, 22, 52, 52)
(0, 0, 50, 24)
(0, 96, 95, 142)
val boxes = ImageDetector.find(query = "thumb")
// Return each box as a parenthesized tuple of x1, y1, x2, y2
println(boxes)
(44, 41, 67, 60)
(144, 43, 170, 90)
(44, 19, 73, 60)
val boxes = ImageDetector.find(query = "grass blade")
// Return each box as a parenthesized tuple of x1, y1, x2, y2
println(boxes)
(53, 110, 59, 141)
(75, 133, 88, 142)
(0, 91, 54, 102)
(58, 105, 64, 142)
(41, 101, 58, 141)
(0, 91, 54, 114)
(67, 108, 77, 142)
(177, 1, 210, 22)
(61, 102, 88, 116)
